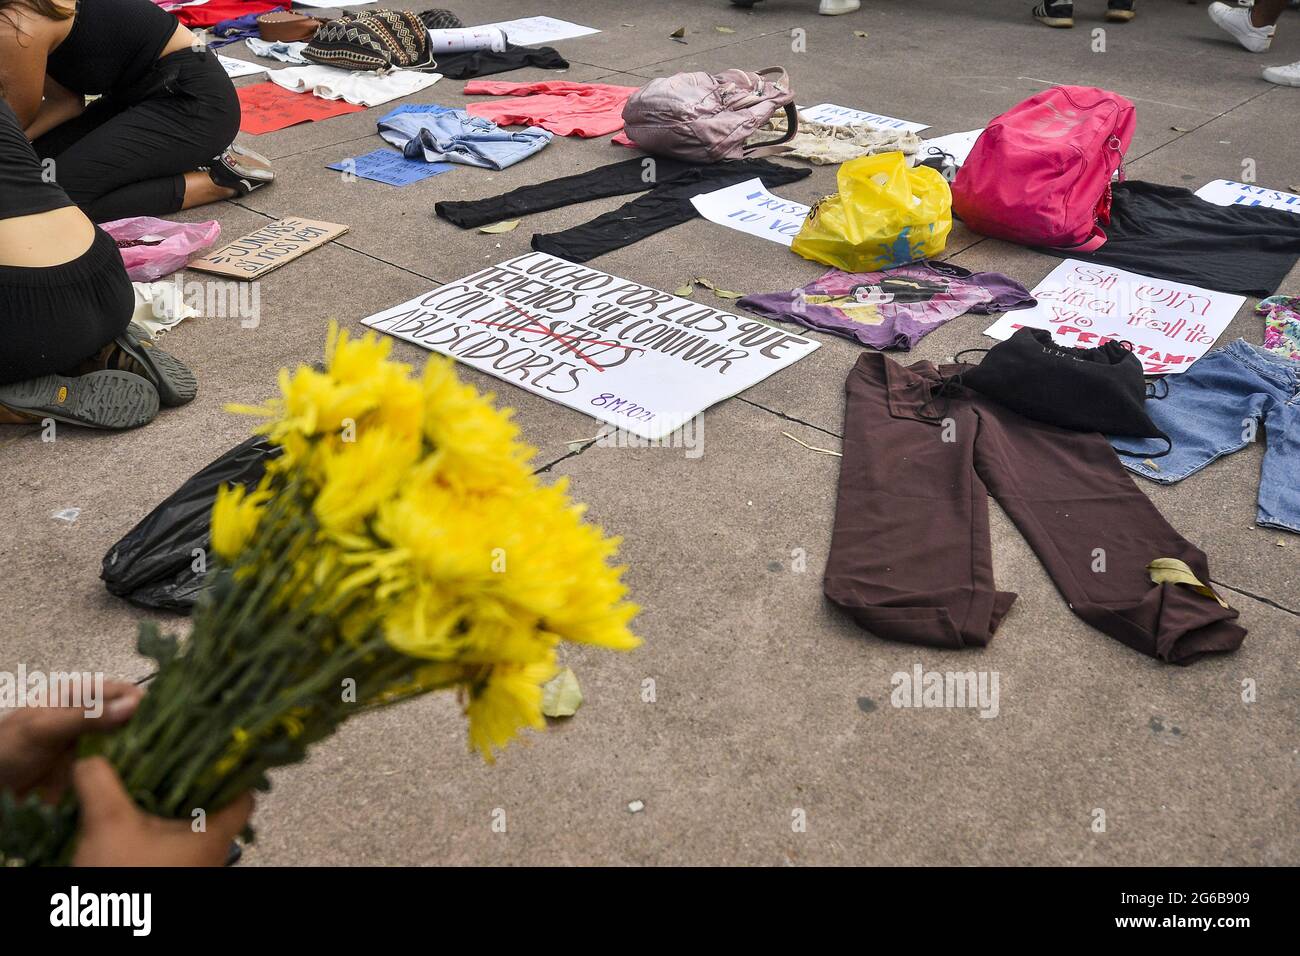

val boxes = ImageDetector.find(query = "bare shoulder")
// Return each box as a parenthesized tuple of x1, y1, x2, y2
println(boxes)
(0, 1, 75, 50)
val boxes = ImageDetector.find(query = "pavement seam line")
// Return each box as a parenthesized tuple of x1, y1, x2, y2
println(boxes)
(1209, 579, 1298, 618)
(534, 438, 600, 474)
(223, 198, 451, 286)
(736, 397, 842, 440)
(1123, 85, 1279, 167)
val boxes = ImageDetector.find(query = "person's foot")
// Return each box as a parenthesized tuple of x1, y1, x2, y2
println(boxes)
(1263, 59, 1300, 86)
(0, 370, 159, 430)
(205, 143, 276, 197)
(1105, 0, 1136, 23)
(93, 322, 198, 407)
(1032, 1, 1074, 28)
(819, 0, 861, 14)
(1208, 1, 1274, 53)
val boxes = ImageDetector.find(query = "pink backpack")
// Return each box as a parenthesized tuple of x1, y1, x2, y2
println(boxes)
(951, 86, 1135, 251)
(621, 67, 798, 163)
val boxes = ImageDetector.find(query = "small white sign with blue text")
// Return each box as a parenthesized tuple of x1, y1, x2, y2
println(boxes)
(798, 103, 929, 133)
(1194, 179, 1300, 215)
(689, 178, 810, 248)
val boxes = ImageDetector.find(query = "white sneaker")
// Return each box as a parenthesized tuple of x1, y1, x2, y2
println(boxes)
(1207, 1, 1274, 53)
(1263, 60, 1300, 86)
(819, 0, 861, 14)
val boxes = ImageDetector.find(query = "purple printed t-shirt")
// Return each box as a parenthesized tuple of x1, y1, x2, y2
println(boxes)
(738, 261, 1035, 350)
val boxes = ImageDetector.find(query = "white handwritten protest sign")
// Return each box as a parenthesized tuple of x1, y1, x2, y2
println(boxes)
(1194, 179, 1300, 215)
(362, 252, 820, 440)
(690, 178, 810, 247)
(480, 16, 599, 46)
(983, 260, 1244, 375)
(798, 103, 929, 133)
(216, 55, 267, 79)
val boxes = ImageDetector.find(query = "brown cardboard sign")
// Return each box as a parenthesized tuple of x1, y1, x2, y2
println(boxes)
(187, 217, 349, 280)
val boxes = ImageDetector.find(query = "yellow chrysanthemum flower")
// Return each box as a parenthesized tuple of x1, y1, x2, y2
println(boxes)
(464, 659, 557, 762)
(313, 425, 421, 533)
(215, 322, 638, 762)
(209, 483, 271, 561)
(421, 358, 535, 493)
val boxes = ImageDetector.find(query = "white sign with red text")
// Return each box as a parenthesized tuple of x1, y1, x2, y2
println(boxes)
(983, 260, 1244, 374)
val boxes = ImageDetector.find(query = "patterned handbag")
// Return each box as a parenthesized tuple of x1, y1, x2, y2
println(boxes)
(302, 9, 462, 73)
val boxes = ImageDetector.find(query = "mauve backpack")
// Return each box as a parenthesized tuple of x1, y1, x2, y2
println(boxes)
(621, 67, 798, 163)
(951, 85, 1136, 251)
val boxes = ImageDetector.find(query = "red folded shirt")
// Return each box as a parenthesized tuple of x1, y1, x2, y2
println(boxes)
(463, 80, 641, 138)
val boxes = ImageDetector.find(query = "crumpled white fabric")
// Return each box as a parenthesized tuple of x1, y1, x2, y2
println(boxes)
(268, 65, 441, 107)
(244, 38, 309, 64)
(131, 281, 199, 337)
(756, 115, 922, 166)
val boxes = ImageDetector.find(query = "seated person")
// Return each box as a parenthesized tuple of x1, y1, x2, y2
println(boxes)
(0, 0, 273, 223)
(0, 96, 195, 429)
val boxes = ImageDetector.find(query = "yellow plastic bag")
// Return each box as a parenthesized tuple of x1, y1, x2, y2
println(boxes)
(791, 152, 952, 272)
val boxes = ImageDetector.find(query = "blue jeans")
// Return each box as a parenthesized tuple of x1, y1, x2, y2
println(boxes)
(1112, 339, 1300, 534)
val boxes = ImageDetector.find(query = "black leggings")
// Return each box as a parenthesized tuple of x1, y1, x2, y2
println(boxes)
(435, 156, 813, 262)
(33, 49, 241, 223)
(0, 227, 135, 385)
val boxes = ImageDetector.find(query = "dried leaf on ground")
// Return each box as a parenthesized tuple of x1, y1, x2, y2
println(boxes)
(1147, 557, 1229, 608)
(541, 667, 583, 718)
(478, 220, 520, 234)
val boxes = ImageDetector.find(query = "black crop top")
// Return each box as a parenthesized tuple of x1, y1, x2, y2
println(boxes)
(0, 99, 74, 221)
(45, 0, 178, 96)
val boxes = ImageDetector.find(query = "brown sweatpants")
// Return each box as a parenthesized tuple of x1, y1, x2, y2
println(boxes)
(824, 352, 1246, 664)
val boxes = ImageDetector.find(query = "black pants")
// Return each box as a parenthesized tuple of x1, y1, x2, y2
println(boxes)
(33, 49, 241, 223)
(435, 156, 813, 262)
(0, 227, 135, 385)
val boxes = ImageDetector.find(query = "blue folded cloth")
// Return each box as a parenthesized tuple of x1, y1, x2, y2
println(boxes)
(209, 7, 285, 48)
(377, 108, 552, 171)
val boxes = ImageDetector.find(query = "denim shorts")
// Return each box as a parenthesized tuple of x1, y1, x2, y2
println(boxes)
(1112, 339, 1300, 534)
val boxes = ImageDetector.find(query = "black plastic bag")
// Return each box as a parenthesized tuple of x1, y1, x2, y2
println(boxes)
(101, 437, 280, 612)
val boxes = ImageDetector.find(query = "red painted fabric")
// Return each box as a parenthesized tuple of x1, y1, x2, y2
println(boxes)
(463, 80, 640, 138)
(174, 0, 281, 29)
(236, 82, 366, 135)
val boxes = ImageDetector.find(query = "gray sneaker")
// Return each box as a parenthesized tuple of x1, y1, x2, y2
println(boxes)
(206, 144, 276, 196)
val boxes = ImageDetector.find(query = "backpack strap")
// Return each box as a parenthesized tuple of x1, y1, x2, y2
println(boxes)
(753, 66, 792, 92)
(743, 103, 799, 158)
(1055, 224, 1108, 254)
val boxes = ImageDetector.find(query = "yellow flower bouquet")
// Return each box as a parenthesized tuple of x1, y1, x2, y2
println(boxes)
(0, 325, 637, 865)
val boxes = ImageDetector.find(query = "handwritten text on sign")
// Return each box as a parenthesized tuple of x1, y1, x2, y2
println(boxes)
(1193, 179, 1300, 214)
(187, 218, 348, 280)
(690, 178, 810, 247)
(361, 253, 820, 440)
(983, 260, 1244, 374)
(798, 103, 929, 133)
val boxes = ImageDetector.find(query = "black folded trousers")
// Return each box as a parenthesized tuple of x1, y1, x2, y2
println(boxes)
(435, 156, 812, 262)
(824, 352, 1247, 665)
